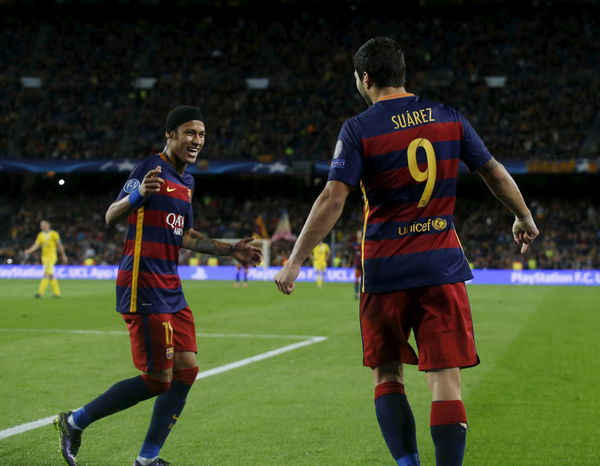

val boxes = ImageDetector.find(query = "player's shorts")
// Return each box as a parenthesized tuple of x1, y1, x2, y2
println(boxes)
(42, 256, 57, 275)
(122, 306, 197, 373)
(359, 282, 479, 371)
(313, 261, 326, 272)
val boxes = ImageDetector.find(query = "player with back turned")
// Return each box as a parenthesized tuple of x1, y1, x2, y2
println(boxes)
(54, 105, 262, 466)
(275, 38, 539, 465)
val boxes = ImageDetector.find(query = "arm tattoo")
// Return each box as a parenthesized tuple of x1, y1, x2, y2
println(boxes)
(183, 229, 232, 255)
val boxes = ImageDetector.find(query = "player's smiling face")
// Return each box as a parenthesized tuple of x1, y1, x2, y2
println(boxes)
(169, 120, 205, 164)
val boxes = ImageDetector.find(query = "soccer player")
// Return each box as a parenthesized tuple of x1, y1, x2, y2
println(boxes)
(311, 241, 330, 288)
(54, 105, 262, 466)
(352, 230, 363, 299)
(234, 259, 249, 287)
(274, 38, 539, 465)
(24, 220, 68, 298)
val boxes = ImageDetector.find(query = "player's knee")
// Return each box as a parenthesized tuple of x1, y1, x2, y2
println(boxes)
(141, 373, 172, 395)
(173, 366, 199, 385)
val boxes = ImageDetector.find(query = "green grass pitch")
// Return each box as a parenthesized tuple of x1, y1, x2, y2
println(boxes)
(0, 279, 598, 465)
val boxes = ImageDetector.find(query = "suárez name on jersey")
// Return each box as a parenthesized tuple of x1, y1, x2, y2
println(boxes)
(166, 213, 185, 236)
(391, 107, 435, 130)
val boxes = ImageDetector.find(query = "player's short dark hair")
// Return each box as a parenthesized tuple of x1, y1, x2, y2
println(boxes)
(353, 37, 406, 88)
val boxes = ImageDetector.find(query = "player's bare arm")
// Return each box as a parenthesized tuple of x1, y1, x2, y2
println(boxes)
(24, 242, 39, 256)
(105, 166, 164, 226)
(274, 180, 351, 295)
(182, 229, 263, 266)
(58, 240, 68, 263)
(477, 157, 540, 253)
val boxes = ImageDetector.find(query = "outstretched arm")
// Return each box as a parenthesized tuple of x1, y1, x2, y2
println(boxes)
(274, 180, 352, 294)
(24, 241, 40, 256)
(477, 157, 540, 253)
(182, 229, 263, 266)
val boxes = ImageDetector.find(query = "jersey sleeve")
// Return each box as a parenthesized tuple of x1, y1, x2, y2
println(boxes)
(457, 112, 493, 172)
(184, 178, 194, 231)
(327, 119, 363, 188)
(52, 231, 61, 243)
(116, 159, 152, 202)
(35, 232, 43, 245)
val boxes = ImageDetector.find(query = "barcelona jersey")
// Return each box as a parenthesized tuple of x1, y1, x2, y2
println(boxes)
(328, 93, 492, 293)
(115, 153, 194, 314)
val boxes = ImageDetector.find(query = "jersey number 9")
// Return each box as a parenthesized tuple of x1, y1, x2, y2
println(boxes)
(407, 138, 437, 208)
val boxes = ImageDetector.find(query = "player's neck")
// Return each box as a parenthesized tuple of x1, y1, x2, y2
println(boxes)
(163, 150, 187, 175)
(370, 86, 408, 103)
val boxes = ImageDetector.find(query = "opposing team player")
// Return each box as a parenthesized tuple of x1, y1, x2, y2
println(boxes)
(275, 38, 539, 465)
(311, 241, 330, 288)
(234, 259, 249, 287)
(54, 105, 262, 466)
(24, 220, 68, 298)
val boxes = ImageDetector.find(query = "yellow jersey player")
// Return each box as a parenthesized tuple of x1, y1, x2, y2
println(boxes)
(24, 220, 68, 298)
(311, 241, 330, 288)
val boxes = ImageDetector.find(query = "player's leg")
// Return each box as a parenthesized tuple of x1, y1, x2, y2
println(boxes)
(242, 265, 248, 287)
(136, 307, 199, 465)
(37, 260, 52, 297)
(234, 266, 240, 287)
(427, 368, 467, 466)
(49, 265, 62, 297)
(373, 363, 420, 466)
(55, 314, 173, 465)
(413, 283, 478, 466)
(360, 290, 421, 465)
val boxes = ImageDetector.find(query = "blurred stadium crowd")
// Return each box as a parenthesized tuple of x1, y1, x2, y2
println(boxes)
(1, 190, 598, 270)
(1, 3, 598, 163)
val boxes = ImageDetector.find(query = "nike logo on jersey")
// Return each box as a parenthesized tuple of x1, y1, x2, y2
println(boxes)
(167, 187, 176, 192)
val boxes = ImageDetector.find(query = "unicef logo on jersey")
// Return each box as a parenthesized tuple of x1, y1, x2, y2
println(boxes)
(123, 179, 140, 193)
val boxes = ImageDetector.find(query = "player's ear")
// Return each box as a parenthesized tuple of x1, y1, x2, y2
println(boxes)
(363, 72, 373, 89)
(165, 130, 175, 140)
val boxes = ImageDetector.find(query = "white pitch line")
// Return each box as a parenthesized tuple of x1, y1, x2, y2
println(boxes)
(0, 329, 318, 340)
(0, 336, 327, 441)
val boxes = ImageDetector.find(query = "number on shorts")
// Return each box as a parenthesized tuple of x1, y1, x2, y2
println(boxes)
(407, 138, 437, 208)
(162, 321, 174, 346)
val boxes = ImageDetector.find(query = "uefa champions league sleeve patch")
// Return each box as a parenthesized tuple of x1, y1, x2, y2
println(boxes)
(123, 179, 140, 193)
(331, 139, 346, 168)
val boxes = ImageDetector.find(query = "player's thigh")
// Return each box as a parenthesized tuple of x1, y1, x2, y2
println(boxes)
(172, 306, 198, 362)
(122, 312, 177, 373)
(372, 361, 404, 385)
(426, 367, 462, 401)
(42, 257, 56, 275)
(359, 290, 418, 368)
(412, 282, 479, 372)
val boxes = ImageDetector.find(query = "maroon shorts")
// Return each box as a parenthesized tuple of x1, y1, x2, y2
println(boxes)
(360, 282, 479, 371)
(122, 306, 197, 373)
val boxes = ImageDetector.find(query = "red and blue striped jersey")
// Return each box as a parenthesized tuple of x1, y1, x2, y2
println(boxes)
(328, 93, 492, 293)
(115, 153, 194, 314)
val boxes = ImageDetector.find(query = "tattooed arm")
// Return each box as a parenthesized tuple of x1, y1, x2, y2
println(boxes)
(182, 229, 263, 265)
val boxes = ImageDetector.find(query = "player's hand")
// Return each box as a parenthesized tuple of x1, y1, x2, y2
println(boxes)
(512, 214, 539, 254)
(231, 237, 263, 266)
(62, 255, 68, 264)
(139, 166, 164, 197)
(274, 263, 301, 295)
